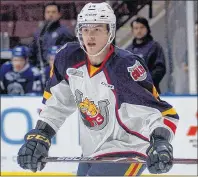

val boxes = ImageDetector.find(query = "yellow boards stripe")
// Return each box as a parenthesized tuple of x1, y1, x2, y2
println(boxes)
(1, 172, 74, 176)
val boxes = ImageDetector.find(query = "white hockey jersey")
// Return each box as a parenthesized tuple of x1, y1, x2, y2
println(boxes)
(39, 42, 179, 160)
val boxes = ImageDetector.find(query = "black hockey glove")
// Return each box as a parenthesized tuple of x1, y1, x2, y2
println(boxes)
(17, 120, 55, 172)
(146, 128, 173, 174)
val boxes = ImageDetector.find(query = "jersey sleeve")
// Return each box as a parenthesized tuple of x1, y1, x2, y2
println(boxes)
(125, 55, 179, 142)
(39, 48, 77, 132)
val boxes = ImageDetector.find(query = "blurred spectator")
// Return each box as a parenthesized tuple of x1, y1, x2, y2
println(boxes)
(127, 17, 166, 93)
(29, 2, 76, 67)
(0, 46, 43, 95)
(44, 46, 57, 82)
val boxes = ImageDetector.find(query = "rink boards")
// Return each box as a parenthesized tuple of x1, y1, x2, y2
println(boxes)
(1, 95, 197, 175)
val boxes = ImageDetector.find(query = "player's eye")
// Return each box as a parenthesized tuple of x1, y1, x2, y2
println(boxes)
(95, 28, 99, 31)
(81, 28, 89, 32)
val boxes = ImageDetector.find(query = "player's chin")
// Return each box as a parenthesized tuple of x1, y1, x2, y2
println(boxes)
(14, 66, 23, 72)
(86, 47, 100, 55)
(136, 35, 145, 40)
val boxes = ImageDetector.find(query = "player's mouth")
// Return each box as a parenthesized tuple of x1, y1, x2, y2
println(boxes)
(87, 42, 96, 47)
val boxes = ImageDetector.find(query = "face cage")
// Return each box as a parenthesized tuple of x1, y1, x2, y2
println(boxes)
(76, 23, 116, 57)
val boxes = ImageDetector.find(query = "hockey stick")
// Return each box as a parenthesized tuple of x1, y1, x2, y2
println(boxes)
(41, 156, 198, 165)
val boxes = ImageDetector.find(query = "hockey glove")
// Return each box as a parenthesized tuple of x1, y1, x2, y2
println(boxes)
(146, 128, 173, 174)
(17, 120, 55, 172)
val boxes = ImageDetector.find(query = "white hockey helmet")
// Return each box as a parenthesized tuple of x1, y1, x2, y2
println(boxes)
(76, 2, 116, 56)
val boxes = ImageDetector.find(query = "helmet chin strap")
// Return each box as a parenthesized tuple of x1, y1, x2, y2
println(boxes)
(78, 32, 114, 57)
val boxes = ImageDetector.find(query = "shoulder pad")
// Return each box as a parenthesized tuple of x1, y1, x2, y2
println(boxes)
(53, 42, 83, 77)
(114, 46, 141, 61)
(1, 61, 12, 70)
(56, 42, 81, 55)
(4, 61, 12, 65)
(114, 46, 148, 71)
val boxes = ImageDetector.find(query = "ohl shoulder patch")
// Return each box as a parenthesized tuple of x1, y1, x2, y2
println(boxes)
(127, 60, 147, 81)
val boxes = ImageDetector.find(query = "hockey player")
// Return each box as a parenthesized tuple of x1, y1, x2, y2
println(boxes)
(17, 2, 179, 176)
(0, 46, 42, 95)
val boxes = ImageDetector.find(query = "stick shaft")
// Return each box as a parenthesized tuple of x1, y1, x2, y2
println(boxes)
(42, 157, 198, 164)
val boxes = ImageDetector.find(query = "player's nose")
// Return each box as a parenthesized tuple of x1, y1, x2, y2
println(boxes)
(88, 36, 95, 41)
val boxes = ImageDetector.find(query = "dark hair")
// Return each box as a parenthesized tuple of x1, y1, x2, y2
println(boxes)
(44, 2, 61, 13)
(130, 16, 151, 34)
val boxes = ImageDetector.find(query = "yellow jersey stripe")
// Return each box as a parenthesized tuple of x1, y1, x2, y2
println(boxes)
(43, 91, 52, 100)
(152, 85, 159, 99)
(162, 107, 177, 116)
(124, 163, 135, 176)
(89, 65, 100, 77)
(128, 163, 139, 176)
(50, 65, 54, 78)
(133, 163, 143, 176)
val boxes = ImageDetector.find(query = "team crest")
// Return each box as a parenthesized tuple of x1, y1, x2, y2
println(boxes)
(75, 90, 109, 130)
(127, 61, 147, 81)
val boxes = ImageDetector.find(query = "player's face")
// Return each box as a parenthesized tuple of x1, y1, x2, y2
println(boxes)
(12, 57, 26, 72)
(81, 24, 109, 55)
(132, 22, 148, 39)
(44, 5, 61, 22)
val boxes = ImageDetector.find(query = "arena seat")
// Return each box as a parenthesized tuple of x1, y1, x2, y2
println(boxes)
(14, 21, 39, 37)
(0, 21, 14, 36)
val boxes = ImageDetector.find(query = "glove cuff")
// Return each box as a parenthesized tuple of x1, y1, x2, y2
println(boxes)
(35, 120, 56, 139)
(151, 127, 171, 142)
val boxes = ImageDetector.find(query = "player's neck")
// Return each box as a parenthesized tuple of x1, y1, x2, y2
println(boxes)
(88, 45, 111, 66)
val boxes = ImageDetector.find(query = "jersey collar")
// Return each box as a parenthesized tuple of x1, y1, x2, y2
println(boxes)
(87, 45, 114, 77)
(13, 63, 30, 73)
